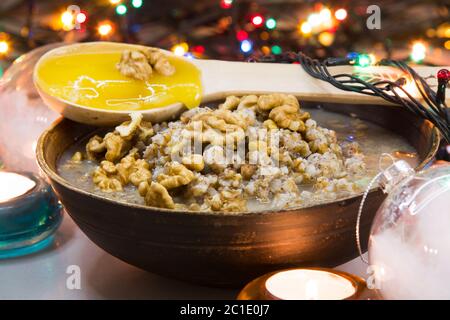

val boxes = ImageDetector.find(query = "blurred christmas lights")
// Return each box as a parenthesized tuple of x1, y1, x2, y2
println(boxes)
(240, 40, 252, 53)
(271, 45, 282, 55)
(445, 40, 450, 50)
(335, 8, 347, 21)
(172, 42, 189, 56)
(261, 45, 270, 55)
(98, 21, 114, 37)
(109, 0, 121, 4)
(61, 10, 75, 31)
(355, 53, 373, 67)
(116, 4, 127, 15)
(236, 30, 248, 41)
(132, 0, 143, 8)
(300, 22, 312, 35)
(265, 18, 277, 30)
(0, 40, 10, 55)
(76, 12, 87, 24)
(220, 0, 233, 9)
(260, 31, 269, 41)
(192, 45, 205, 55)
(318, 31, 334, 47)
(251, 15, 264, 27)
(410, 41, 427, 63)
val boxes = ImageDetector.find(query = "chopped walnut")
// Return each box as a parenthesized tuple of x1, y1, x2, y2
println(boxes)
(92, 166, 122, 192)
(100, 160, 117, 175)
(71, 151, 83, 162)
(263, 119, 278, 130)
(219, 95, 240, 110)
(182, 154, 205, 172)
(86, 135, 106, 160)
(116, 49, 175, 81)
(115, 112, 143, 139)
(139, 181, 175, 209)
(269, 104, 308, 132)
(237, 95, 258, 110)
(104, 132, 132, 163)
(116, 150, 151, 186)
(144, 48, 175, 76)
(116, 50, 153, 81)
(240, 164, 257, 180)
(157, 162, 195, 189)
(257, 94, 286, 111)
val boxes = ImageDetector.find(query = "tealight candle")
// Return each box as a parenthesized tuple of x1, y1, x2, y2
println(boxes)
(0, 171, 63, 258)
(237, 268, 367, 300)
(265, 269, 356, 300)
(0, 172, 37, 202)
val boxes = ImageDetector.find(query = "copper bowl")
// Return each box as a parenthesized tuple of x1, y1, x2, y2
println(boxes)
(36, 102, 439, 287)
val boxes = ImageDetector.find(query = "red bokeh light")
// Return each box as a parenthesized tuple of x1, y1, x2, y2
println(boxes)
(220, 0, 233, 9)
(251, 15, 264, 27)
(192, 45, 205, 55)
(236, 30, 248, 41)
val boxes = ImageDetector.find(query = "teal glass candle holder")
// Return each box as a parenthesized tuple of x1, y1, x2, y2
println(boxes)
(0, 172, 63, 259)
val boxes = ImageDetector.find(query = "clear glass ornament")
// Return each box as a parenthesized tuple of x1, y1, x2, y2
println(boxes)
(0, 43, 61, 172)
(368, 162, 450, 299)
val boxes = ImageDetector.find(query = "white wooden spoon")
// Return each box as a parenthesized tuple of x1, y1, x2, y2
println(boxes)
(34, 42, 449, 126)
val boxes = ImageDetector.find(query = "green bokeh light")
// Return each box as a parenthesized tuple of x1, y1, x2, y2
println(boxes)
(116, 4, 127, 15)
(132, 0, 143, 8)
(266, 18, 277, 30)
(271, 45, 282, 55)
(356, 54, 371, 67)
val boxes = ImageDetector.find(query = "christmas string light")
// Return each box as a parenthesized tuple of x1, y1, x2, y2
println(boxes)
(0, 40, 9, 55)
(335, 8, 347, 21)
(240, 40, 252, 53)
(76, 12, 87, 24)
(265, 18, 277, 30)
(132, 0, 143, 8)
(171, 42, 189, 56)
(220, 0, 233, 9)
(236, 30, 248, 41)
(410, 41, 427, 63)
(251, 15, 264, 27)
(61, 10, 75, 30)
(116, 4, 127, 15)
(98, 21, 114, 37)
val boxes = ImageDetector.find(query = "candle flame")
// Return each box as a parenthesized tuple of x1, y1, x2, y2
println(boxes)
(305, 279, 319, 300)
(0, 172, 36, 203)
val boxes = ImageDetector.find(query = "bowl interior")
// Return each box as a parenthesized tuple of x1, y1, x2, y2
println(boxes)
(38, 101, 439, 215)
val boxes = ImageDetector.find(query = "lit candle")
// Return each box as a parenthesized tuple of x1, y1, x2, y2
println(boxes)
(0, 171, 36, 203)
(265, 269, 356, 300)
(0, 171, 63, 259)
(237, 268, 367, 300)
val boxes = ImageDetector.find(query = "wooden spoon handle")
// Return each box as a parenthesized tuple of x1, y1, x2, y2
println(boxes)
(194, 59, 450, 106)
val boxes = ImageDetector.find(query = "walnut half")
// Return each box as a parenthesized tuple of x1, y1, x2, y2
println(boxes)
(139, 181, 175, 209)
(116, 49, 175, 81)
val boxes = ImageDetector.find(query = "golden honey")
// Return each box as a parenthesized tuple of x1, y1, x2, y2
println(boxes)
(35, 44, 202, 111)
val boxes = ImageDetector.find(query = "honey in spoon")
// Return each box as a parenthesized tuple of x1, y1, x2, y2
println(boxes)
(34, 43, 202, 111)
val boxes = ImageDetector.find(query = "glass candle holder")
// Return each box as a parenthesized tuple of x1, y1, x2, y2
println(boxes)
(0, 171, 63, 259)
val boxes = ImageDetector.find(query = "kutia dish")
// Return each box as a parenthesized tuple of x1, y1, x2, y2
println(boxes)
(34, 42, 439, 286)
(37, 99, 438, 286)
(58, 94, 419, 213)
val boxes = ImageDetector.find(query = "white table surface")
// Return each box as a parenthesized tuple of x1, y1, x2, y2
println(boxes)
(0, 212, 369, 300)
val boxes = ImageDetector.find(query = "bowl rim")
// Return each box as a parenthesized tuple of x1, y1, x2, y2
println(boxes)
(36, 110, 440, 217)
